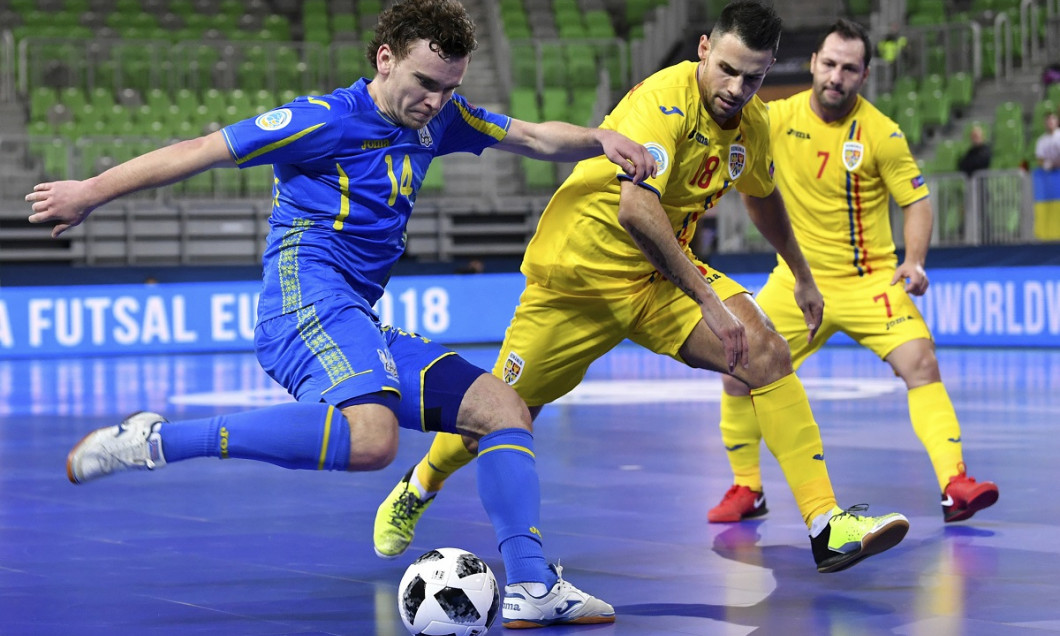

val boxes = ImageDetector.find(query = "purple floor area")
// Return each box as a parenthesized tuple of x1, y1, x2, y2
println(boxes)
(1, 344, 1057, 635)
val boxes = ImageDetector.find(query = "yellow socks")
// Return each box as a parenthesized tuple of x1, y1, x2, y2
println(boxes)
(719, 392, 764, 491)
(414, 432, 477, 493)
(751, 373, 837, 526)
(908, 382, 964, 491)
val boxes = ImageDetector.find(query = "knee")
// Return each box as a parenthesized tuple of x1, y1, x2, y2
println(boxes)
(721, 373, 749, 396)
(344, 405, 400, 470)
(461, 374, 532, 438)
(743, 330, 793, 387)
(902, 348, 942, 386)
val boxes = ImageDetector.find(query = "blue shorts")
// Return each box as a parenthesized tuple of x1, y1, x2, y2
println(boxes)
(255, 294, 484, 433)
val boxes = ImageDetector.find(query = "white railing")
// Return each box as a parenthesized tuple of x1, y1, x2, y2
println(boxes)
(0, 30, 13, 103)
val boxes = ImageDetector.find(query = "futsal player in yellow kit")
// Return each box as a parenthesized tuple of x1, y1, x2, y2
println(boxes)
(377, 1, 910, 575)
(707, 19, 998, 525)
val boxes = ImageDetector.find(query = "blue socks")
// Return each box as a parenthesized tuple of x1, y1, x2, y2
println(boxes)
(159, 402, 350, 471)
(476, 428, 556, 588)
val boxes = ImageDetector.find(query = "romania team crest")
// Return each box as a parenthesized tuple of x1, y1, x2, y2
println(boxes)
(502, 351, 525, 385)
(728, 144, 746, 180)
(843, 141, 864, 171)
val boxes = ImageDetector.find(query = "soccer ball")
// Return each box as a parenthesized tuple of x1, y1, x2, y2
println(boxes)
(398, 547, 500, 636)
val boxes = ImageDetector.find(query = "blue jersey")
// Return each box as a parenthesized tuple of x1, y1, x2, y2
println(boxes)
(221, 79, 511, 321)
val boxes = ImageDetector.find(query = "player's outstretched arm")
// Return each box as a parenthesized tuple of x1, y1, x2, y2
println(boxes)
(618, 181, 748, 371)
(493, 118, 657, 183)
(893, 197, 932, 295)
(742, 189, 823, 341)
(26, 131, 236, 238)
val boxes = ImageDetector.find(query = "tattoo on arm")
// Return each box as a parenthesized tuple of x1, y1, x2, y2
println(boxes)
(625, 224, 703, 305)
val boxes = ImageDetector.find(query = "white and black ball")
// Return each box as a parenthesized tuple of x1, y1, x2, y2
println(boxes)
(398, 547, 500, 636)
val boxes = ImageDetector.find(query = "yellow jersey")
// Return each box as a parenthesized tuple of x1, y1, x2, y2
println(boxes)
(767, 90, 929, 279)
(522, 60, 775, 293)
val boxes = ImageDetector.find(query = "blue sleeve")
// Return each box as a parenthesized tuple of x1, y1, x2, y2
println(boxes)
(221, 96, 344, 168)
(434, 93, 511, 156)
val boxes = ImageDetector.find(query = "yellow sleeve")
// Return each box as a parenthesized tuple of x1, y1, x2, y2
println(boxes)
(607, 86, 692, 197)
(876, 123, 930, 207)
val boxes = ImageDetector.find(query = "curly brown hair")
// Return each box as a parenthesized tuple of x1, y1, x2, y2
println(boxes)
(366, 0, 478, 71)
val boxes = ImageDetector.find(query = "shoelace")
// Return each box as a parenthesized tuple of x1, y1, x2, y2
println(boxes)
(105, 428, 155, 469)
(388, 488, 425, 529)
(832, 503, 869, 521)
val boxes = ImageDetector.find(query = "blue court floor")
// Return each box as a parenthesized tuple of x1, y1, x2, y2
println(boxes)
(1, 343, 1058, 635)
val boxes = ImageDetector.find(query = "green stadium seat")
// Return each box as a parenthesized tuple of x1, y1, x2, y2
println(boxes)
(584, 10, 615, 38)
(895, 106, 922, 146)
(420, 158, 443, 193)
(874, 92, 895, 118)
(946, 72, 973, 111)
(539, 43, 566, 86)
(509, 87, 539, 121)
(1047, 83, 1060, 104)
(921, 73, 945, 95)
(570, 88, 597, 126)
(541, 87, 569, 121)
(510, 43, 537, 89)
(564, 44, 597, 88)
(1032, 99, 1057, 138)
(921, 89, 951, 129)
(30, 87, 58, 122)
(522, 157, 555, 190)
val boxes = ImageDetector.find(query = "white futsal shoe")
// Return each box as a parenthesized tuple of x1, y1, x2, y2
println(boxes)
(502, 564, 616, 628)
(66, 411, 167, 484)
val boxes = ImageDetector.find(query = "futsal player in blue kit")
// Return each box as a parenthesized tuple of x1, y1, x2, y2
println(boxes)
(25, 0, 656, 628)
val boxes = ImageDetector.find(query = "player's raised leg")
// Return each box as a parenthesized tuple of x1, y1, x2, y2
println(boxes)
(680, 292, 908, 573)
(408, 351, 614, 628)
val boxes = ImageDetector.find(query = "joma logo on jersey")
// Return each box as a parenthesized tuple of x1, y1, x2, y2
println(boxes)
(503, 351, 525, 385)
(659, 105, 684, 116)
(786, 127, 811, 139)
(689, 131, 710, 146)
(361, 139, 390, 150)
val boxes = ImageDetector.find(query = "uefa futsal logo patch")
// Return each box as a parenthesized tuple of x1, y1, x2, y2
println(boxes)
(502, 351, 525, 385)
(644, 142, 669, 176)
(255, 108, 292, 131)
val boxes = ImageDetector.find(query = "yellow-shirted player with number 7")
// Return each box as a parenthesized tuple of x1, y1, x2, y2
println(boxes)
(707, 18, 999, 525)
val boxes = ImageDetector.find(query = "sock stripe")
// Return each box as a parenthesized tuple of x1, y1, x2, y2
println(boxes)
(317, 405, 336, 470)
(478, 443, 535, 459)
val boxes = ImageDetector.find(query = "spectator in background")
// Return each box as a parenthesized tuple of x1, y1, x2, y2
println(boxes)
(958, 124, 992, 176)
(1035, 111, 1060, 170)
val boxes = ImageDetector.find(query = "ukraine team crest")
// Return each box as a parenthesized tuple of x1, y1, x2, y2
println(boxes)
(502, 351, 525, 385)
(843, 141, 864, 171)
(728, 144, 746, 180)
(418, 126, 433, 147)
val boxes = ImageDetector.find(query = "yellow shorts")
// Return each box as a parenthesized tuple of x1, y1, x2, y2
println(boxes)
(757, 267, 933, 369)
(492, 263, 748, 407)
